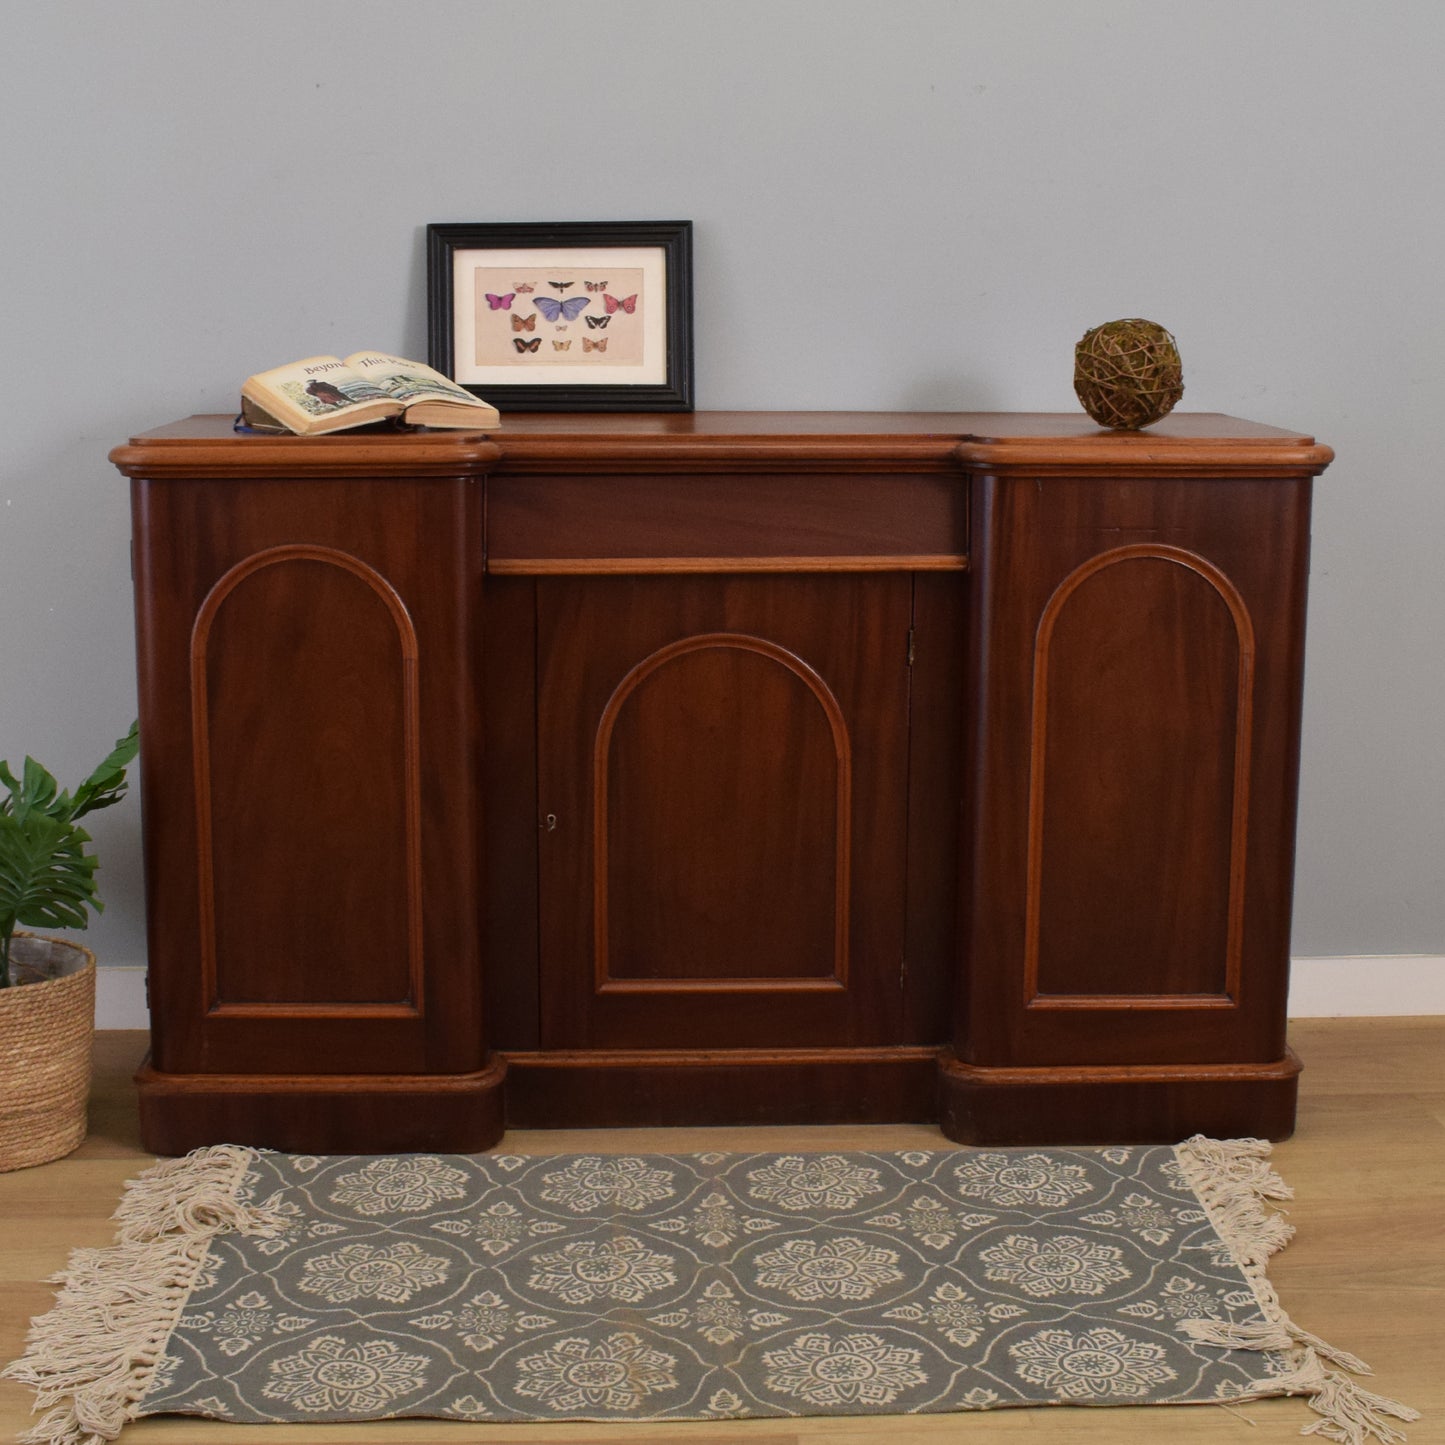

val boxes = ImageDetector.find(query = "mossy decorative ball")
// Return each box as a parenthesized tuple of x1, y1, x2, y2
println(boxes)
(1073, 318, 1184, 430)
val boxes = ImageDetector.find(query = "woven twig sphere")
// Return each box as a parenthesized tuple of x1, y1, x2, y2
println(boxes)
(1074, 318, 1184, 430)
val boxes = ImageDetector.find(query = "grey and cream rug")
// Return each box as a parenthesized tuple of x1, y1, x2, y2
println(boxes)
(4, 1138, 1417, 1444)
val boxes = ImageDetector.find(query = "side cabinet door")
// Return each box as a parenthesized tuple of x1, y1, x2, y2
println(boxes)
(536, 574, 911, 1050)
(964, 472, 1312, 1067)
(133, 475, 484, 1076)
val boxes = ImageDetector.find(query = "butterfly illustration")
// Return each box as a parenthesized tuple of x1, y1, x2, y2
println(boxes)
(586, 280, 608, 291)
(534, 295, 590, 323)
(511, 313, 536, 332)
(514, 282, 536, 293)
(485, 292, 515, 310)
(553, 340, 572, 351)
(548, 281, 574, 291)
(603, 293, 637, 314)
(585, 315, 611, 330)
(583, 337, 608, 352)
(513, 337, 540, 353)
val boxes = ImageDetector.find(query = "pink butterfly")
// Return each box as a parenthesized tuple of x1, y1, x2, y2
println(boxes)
(603, 293, 637, 314)
(514, 282, 536, 293)
(485, 292, 515, 310)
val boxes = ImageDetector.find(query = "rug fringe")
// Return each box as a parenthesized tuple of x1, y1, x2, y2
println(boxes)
(1173, 1136, 1420, 1445)
(1179, 1316, 1371, 1376)
(1, 1145, 283, 1445)
(1262, 1350, 1418, 1445)
(1173, 1134, 1295, 1265)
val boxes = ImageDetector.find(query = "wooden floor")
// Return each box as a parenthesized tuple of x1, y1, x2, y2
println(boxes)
(2, 1019, 1440, 1444)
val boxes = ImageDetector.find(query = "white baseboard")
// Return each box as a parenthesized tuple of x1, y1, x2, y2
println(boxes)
(1286, 954, 1445, 1017)
(95, 965, 149, 1030)
(91, 956, 1445, 1031)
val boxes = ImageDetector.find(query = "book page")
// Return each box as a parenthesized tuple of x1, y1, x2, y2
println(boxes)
(345, 353, 488, 407)
(248, 356, 392, 418)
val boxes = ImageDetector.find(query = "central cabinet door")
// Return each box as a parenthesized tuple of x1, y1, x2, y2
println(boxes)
(537, 574, 912, 1049)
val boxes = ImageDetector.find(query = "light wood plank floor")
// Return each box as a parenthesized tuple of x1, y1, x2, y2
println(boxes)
(2, 1020, 1440, 1444)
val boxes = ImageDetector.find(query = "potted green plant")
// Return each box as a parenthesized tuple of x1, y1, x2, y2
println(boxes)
(0, 722, 138, 1170)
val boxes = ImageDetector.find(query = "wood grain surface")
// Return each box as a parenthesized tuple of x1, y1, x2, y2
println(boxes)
(117, 413, 1332, 1149)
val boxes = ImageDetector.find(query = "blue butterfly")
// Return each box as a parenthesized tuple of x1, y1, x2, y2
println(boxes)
(533, 295, 590, 323)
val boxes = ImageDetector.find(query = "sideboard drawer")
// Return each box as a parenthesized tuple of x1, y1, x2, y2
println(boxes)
(486, 472, 967, 573)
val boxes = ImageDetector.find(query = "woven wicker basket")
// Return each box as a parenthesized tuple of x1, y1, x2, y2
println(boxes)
(0, 933, 96, 1172)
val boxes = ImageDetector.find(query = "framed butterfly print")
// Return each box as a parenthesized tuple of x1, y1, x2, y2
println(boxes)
(426, 220, 694, 411)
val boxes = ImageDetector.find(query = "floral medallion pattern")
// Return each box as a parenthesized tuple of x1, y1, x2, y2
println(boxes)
(539, 1156, 676, 1213)
(752, 1236, 904, 1302)
(953, 1152, 1094, 1208)
(299, 1241, 450, 1305)
(978, 1233, 1133, 1298)
(328, 1156, 470, 1216)
(761, 1330, 929, 1408)
(526, 1235, 678, 1306)
(513, 1332, 678, 1413)
(137, 1146, 1293, 1427)
(746, 1154, 884, 1212)
(261, 1335, 429, 1414)
(1009, 1325, 1178, 1399)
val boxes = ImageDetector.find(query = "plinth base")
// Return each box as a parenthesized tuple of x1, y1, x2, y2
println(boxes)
(135, 1054, 508, 1156)
(936, 1049, 1301, 1145)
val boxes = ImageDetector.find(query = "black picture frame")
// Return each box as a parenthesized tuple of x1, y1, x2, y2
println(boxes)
(426, 220, 694, 413)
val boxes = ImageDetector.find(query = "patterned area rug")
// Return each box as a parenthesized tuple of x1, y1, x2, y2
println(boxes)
(4, 1138, 1417, 1444)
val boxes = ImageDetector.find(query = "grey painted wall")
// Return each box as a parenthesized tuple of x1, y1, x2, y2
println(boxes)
(2, 0, 1441, 975)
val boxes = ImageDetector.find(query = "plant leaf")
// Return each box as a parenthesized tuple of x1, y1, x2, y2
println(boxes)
(1, 756, 63, 824)
(0, 812, 101, 934)
(70, 720, 140, 820)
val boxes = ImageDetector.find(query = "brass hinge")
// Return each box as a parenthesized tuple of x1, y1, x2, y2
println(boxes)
(907, 627, 915, 667)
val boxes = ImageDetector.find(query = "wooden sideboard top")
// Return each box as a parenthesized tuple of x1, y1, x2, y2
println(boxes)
(110, 412, 1333, 479)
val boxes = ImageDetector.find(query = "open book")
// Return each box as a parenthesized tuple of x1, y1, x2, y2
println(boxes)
(240, 353, 499, 434)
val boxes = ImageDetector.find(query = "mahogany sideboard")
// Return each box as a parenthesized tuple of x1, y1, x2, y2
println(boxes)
(111, 412, 1333, 1154)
